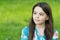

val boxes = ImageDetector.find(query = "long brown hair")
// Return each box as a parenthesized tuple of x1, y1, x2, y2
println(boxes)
(29, 2, 54, 40)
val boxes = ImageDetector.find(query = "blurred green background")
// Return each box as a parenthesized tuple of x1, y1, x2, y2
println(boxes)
(0, 0, 60, 40)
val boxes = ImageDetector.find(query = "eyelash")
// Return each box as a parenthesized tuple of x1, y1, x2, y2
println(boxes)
(33, 13, 36, 14)
(39, 14, 43, 16)
(33, 12, 43, 16)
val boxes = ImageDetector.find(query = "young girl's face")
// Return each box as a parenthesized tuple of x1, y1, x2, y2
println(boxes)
(33, 6, 49, 25)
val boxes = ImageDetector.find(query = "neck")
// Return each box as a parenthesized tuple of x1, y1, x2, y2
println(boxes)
(36, 23, 45, 29)
(35, 23, 45, 36)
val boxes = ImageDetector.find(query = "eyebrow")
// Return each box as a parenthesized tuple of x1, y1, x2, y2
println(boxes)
(33, 11, 37, 13)
(34, 11, 45, 14)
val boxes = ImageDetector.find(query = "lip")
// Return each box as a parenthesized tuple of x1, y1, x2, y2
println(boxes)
(35, 19, 40, 21)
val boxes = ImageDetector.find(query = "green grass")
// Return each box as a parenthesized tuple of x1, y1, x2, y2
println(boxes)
(0, 0, 60, 40)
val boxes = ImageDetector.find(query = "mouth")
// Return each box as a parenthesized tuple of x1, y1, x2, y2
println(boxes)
(35, 19, 40, 22)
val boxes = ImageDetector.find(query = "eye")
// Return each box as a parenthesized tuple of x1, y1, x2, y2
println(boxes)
(33, 12, 36, 14)
(39, 12, 44, 16)
(39, 13, 43, 16)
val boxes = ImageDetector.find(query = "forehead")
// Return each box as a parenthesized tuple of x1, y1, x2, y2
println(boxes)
(34, 6, 44, 13)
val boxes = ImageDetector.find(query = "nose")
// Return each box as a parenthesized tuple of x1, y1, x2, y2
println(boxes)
(36, 14, 39, 18)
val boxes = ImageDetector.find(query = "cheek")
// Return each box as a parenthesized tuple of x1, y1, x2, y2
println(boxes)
(33, 14, 47, 21)
(33, 15, 36, 19)
(39, 16, 47, 21)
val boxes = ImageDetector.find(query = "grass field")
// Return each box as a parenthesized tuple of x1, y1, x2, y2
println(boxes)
(0, 0, 60, 40)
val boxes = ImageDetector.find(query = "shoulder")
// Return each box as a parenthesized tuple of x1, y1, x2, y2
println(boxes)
(21, 26, 29, 40)
(22, 26, 29, 32)
(52, 30, 58, 40)
(22, 26, 29, 35)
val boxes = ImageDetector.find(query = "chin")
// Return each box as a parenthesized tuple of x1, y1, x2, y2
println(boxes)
(35, 22, 41, 25)
(34, 21, 44, 25)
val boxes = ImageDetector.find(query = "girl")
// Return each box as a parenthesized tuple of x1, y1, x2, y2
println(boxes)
(21, 2, 58, 40)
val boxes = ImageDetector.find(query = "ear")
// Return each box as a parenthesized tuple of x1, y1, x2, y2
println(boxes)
(46, 16, 49, 20)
